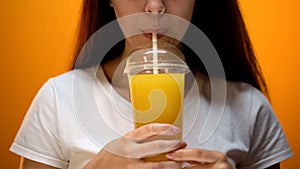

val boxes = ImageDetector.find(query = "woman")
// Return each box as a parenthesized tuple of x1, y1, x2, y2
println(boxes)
(10, 0, 293, 168)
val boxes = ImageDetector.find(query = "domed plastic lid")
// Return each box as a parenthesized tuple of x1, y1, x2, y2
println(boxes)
(124, 48, 189, 75)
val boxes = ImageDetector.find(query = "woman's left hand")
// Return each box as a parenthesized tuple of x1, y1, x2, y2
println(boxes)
(166, 148, 236, 169)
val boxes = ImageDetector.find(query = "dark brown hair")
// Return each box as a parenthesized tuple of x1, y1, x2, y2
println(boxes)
(72, 0, 268, 96)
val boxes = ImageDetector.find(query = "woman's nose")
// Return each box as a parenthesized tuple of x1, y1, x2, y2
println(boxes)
(145, 0, 166, 14)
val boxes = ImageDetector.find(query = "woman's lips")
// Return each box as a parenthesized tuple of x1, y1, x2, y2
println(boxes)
(143, 33, 164, 40)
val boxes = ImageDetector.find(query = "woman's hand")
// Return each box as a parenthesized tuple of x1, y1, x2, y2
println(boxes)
(166, 148, 236, 169)
(84, 123, 186, 169)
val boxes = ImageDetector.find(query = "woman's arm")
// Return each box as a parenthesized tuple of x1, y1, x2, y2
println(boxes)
(20, 157, 59, 169)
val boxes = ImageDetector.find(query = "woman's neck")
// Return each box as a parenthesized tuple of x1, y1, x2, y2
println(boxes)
(101, 44, 133, 100)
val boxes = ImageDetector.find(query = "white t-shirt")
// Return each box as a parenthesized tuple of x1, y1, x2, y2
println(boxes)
(10, 66, 293, 169)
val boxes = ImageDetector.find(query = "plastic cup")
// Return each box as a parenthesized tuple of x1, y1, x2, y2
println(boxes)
(124, 45, 189, 162)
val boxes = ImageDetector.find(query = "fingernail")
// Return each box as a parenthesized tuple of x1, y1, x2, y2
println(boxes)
(180, 141, 187, 147)
(166, 153, 175, 159)
(172, 126, 181, 134)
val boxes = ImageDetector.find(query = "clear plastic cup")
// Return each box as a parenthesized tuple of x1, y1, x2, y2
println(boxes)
(124, 45, 189, 162)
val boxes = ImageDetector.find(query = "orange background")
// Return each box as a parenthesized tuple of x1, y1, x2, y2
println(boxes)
(0, 0, 299, 168)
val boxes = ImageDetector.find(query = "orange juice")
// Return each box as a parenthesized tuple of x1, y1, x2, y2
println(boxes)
(128, 73, 184, 162)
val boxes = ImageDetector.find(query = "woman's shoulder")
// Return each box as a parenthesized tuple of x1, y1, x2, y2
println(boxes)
(197, 73, 269, 110)
(33, 66, 100, 101)
(198, 73, 272, 119)
(225, 80, 271, 112)
(47, 66, 98, 90)
(50, 66, 98, 84)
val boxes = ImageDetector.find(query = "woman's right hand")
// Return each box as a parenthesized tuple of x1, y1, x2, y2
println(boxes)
(83, 123, 186, 169)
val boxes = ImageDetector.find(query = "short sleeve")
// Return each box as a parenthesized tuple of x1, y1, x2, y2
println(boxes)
(239, 89, 293, 169)
(10, 80, 69, 168)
